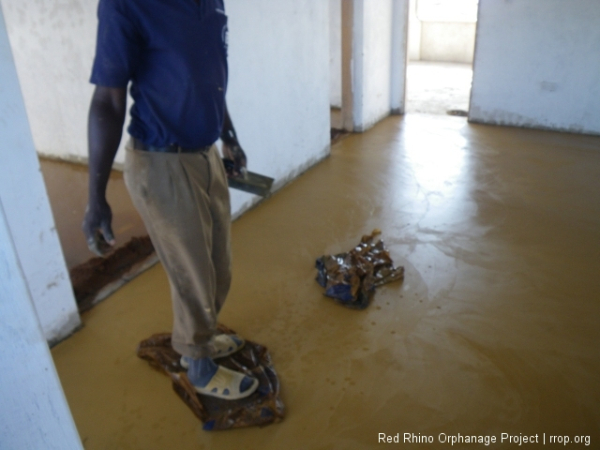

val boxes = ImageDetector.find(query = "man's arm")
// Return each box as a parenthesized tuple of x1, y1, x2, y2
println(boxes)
(220, 102, 247, 177)
(83, 85, 127, 256)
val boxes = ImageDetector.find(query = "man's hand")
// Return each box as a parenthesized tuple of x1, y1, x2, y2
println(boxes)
(222, 142, 247, 178)
(220, 102, 248, 178)
(82, 199, 116, 256)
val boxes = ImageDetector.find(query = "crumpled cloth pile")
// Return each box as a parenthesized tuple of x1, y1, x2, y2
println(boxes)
(315, 229, 404, 309)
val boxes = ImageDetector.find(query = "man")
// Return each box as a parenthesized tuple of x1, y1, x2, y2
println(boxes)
(83, 0, 258, 400)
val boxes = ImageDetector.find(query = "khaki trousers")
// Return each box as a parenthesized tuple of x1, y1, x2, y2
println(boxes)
(124, 144, 232, 358)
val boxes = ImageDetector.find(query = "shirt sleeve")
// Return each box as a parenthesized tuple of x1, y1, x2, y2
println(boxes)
(90, 0, 142, 88)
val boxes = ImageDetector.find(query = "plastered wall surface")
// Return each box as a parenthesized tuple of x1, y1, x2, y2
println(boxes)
(340, 0, 408, 132)
(407, 0, 421, 60)
(419, 22, 475, 63)
(0, 5, 80, 344)
(0, 203, 82, 449)
(1, 7, 81, 446)
(470, 0, 600, 135)
(225, 0, 330, 216)
(390, 0, 409, 114)
(361, 0, 394, 130)
(408, 0, 476, 63)
(0, 0, 101, 162)
(329, 0, 342, 108)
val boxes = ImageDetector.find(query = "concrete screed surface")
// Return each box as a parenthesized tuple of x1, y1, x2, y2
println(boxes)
(51, 114, 600, 449)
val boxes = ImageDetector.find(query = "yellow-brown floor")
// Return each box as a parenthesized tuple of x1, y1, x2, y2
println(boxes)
(51, 115, 600, 449)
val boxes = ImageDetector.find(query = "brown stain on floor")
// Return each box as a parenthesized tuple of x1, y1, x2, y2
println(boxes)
(51, 115, 600, 449)
(70, 236, 155, 312)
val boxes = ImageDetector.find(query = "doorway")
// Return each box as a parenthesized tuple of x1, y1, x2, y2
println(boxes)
(406, 0, 478, 116)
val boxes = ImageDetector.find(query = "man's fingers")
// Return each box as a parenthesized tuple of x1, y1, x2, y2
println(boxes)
(87, 236, 104, 256)
(86, 226, 115, 256)
(232, 148, 247, 177)
(233, 147, 247, 167)
(223, 144, 247, 171)
(82, 203, 115, 256)
(101, 221, 116, 246)
(222, 158, 235, 176)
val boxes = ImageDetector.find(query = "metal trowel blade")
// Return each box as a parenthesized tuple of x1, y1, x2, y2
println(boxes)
(227, 171, 274, 197)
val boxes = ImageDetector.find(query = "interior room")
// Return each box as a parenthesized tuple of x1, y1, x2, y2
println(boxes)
(1, 1, 599, 449)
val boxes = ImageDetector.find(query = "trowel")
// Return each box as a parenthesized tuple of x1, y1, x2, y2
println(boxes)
(222, 158, 274, 197)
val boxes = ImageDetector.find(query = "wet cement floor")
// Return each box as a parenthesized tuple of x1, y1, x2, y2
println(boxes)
(51, 114, 600, 449)
(40, 158, 147, 268)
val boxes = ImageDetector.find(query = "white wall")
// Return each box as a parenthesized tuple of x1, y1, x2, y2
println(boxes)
(226, 0, 331, 215)
(0, 0, 100, 163)
(407, 0, 421, 60)
(390, 0, 409, 114)
(1, 7, 82, 448)
(329, 0, 342, 108)
(0, 202, 82, 449)
(419, 22, 475, 63)
(0, 4, 81, 344)
(361, 0, 394, 129)
(408, 0, 477, 63)
(341, 0, 408, 132)
(470, 0, 600, 135)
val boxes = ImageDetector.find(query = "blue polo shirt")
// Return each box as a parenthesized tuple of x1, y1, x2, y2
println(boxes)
(90, 0, 228, 148)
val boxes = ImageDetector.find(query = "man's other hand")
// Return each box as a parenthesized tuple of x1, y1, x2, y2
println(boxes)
(222, 142, 247, 178)
(82, 200, 116, 256)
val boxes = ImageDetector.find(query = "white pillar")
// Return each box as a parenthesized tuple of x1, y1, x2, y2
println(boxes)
(0, 5, 82, 447)
(341, 0, 363, 131)
(329, 0, 343, 108)
(0, 2, 80, 344)
(342, 0, 409, 131)
(390, 0, 409, 114)
(0, 200, 83, 449)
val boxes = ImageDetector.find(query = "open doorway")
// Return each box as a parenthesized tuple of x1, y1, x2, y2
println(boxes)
(406, 0, 478, 116)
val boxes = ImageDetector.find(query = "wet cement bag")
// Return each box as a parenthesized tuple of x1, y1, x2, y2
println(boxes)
(315, 230, 404, 309)
(137, 325, 284, 431)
